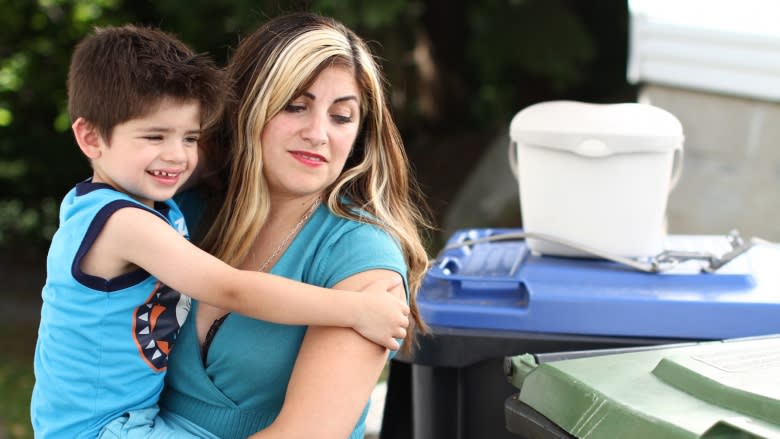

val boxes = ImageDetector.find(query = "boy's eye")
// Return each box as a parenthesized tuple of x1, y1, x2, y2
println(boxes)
(184, 136, 199, 144)
(143, 135, 164, 141)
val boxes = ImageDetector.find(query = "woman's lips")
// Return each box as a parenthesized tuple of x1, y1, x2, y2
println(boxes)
(290, 151, 327, 167)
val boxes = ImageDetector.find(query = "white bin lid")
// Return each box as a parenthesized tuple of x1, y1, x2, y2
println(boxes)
(510, 101, 683, 157)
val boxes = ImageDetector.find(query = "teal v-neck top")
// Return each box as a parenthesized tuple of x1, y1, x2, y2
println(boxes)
(159, 203, 407, 438)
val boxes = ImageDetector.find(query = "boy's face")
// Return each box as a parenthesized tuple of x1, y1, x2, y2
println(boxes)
(91, 98, 200, 207)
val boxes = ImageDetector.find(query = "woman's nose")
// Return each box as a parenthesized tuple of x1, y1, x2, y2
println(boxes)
(301, 113, 327, 146)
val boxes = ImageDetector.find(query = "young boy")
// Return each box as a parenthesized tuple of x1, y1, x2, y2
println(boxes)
(31, 25, 409, 439)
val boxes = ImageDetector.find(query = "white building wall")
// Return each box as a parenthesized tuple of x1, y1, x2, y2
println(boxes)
(628, 0, 780, 240)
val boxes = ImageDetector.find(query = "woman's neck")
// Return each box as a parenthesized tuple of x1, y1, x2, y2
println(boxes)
(249, 193, 322, 271)
(265, 193, 322, 226)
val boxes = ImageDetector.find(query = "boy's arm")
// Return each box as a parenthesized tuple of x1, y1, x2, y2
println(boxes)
(101, 207, 408, 349)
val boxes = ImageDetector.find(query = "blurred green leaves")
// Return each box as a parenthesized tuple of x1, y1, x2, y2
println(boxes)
(0, 0, 631, 256)
(0, 53, 28, 92)
(0, 0, 126, 254)
(465, 0, 595, 124)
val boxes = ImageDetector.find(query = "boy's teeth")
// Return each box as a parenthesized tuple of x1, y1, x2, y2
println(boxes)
(152, 170, 176, 176)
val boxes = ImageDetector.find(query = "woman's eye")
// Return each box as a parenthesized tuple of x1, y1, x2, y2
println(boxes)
(285, 103, 306, 113)
(332, 114, 353, 124)
(184, 136, 199, 144)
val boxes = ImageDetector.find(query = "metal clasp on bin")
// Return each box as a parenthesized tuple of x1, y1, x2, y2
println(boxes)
(439, 230, 777, 274)
(650, 230, 766, 273)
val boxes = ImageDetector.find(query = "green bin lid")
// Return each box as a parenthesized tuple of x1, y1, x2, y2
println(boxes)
(506, 335, 780, 438)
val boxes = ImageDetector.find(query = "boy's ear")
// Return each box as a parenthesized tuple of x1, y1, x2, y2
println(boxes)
(72, 117, 104, 159)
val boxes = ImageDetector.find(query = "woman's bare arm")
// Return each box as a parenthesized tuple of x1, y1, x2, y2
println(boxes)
(248, 269, 405, 438)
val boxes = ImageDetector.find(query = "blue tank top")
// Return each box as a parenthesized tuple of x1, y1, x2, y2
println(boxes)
(31, 181, 191, 439)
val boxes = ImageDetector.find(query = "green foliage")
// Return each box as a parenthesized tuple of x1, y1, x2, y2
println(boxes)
(0, 0, 632, 257)
(0, 0, 129, 253)
(0, 198, 58, 247)
(466, 0, 595, 124)
(315, 0, 413, 29)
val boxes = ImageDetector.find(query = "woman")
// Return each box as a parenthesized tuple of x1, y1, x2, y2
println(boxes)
(159, 12, 430, 438)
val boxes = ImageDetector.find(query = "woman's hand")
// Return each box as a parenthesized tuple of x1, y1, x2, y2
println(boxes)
(353, 277, 409, 350)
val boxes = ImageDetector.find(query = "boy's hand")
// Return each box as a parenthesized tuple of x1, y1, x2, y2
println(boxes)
(353, 277, 409, 350)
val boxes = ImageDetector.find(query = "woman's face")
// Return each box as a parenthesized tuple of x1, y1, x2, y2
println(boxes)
(261, 65, 361, 200)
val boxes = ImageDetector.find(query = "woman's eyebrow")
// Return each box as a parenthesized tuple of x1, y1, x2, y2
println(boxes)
(334, 96, 358, 104)
(301, 91, 358, 104)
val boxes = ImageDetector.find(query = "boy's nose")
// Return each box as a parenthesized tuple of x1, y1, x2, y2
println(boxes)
(161, 141, 189, 162)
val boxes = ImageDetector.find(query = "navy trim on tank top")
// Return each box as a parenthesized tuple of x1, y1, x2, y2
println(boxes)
(71, 197, 171, 292)
(75, 180, 116, 196)
(75, 180, 170, 215)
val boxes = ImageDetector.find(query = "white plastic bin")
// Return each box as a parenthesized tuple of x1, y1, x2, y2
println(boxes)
(509, 100, 684, 258)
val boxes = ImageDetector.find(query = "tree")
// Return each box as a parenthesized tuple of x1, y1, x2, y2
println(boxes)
(0, 0, 633, 258)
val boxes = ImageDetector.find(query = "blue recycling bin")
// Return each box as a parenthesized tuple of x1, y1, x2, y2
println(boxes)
(381, 228, 780, 439)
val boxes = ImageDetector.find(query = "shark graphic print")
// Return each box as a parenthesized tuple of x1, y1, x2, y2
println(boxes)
(133, 282, 191, 371)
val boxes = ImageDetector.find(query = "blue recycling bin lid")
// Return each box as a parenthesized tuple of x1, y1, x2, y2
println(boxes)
(420, 229, 780, 339)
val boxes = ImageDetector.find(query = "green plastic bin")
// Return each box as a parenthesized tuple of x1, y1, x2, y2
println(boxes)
(505, 335, 780, 438)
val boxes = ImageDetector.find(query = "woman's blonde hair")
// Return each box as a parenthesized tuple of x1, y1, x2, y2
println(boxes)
(199, 12, 431, 349)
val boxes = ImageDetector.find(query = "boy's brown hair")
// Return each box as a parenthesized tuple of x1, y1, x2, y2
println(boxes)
(67, 24, 223, 141)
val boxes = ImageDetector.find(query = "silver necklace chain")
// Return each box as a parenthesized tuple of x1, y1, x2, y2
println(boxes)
(257, 198, 321, 272)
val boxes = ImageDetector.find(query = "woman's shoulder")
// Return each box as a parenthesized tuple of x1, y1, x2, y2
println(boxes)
(306, 206, 407, 287)
(314, 203, 397, 246)
(311, 206, 403, 264)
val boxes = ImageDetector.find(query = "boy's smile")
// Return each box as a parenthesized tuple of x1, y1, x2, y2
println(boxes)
(86, 98, 200, 207)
